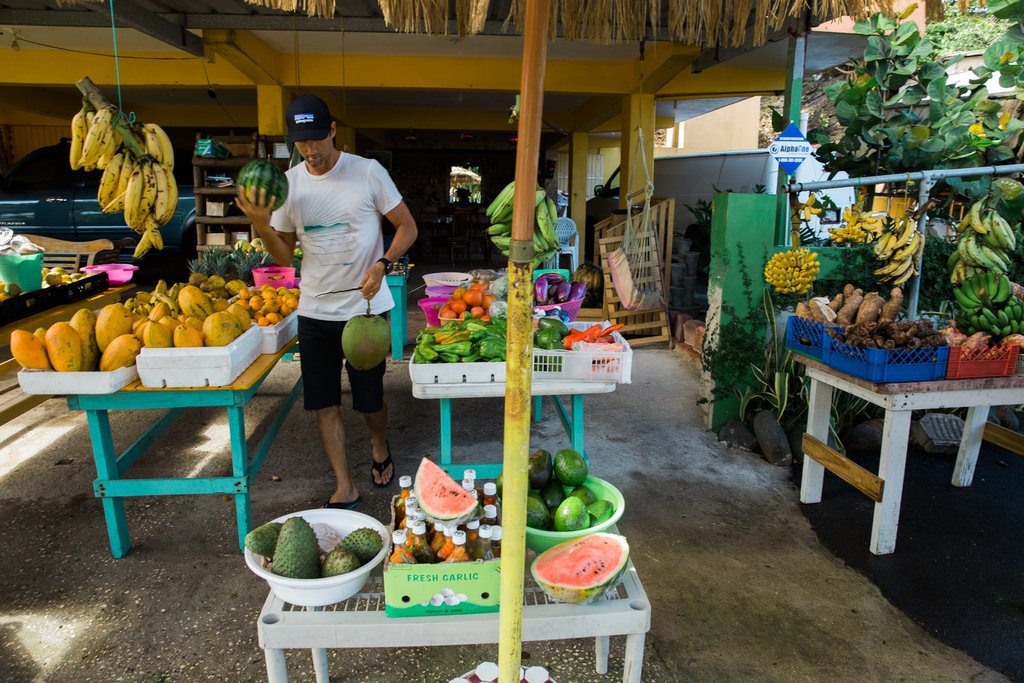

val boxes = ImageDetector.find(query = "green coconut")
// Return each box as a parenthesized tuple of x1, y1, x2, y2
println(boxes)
(342, 313, 391, 370)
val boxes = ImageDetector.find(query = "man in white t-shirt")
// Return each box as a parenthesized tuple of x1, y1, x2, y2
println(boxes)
(236, 94, 417, 508)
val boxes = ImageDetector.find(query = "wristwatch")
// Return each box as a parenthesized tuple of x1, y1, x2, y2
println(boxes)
(376, 257, 392, 272)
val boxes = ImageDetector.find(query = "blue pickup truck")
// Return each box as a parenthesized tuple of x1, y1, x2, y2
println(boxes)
(0, 140, 197, 259)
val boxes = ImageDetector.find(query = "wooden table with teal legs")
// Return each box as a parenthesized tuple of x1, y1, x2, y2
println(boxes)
(66, 342, 302, 558)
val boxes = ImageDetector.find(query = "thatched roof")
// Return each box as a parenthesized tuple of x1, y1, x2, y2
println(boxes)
(243, 0, 894, 47)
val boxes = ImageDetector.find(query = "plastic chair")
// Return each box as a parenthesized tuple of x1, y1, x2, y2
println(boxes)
(554, 216, 579, 273)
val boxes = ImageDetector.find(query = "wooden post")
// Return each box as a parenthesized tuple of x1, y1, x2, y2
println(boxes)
(499, 0, 549, 680)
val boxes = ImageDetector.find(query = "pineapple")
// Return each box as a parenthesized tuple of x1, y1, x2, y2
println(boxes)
(231, 246, 273, 285)
(189, 248, 235, 292)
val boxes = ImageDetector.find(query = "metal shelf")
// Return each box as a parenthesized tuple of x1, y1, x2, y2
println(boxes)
(194, 187, 238, 197)
(196, 216, 252, 226)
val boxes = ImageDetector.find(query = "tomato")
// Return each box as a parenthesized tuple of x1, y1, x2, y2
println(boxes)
(453, 287, 467, 300)
(463, 290, 483, 307)
(470, 306, 485, 318)
(482, 294, 496, 308)
(450, 300, 467, 314)
(439, 305, 454, 318)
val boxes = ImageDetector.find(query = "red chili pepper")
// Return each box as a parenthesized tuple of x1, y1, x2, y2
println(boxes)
(598, 324, 624, 337)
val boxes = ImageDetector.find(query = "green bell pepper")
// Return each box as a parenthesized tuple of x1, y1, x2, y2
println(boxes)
(438, 352, 461, 363)
(479, 338, 506, 361)
(434, 341, 473, 357)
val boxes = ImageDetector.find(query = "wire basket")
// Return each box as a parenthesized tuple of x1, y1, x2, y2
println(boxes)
(535, 296, 584, 322)
(532, 321, 632, 383)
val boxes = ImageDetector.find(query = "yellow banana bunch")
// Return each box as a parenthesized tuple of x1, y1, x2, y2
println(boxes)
(873, 210, 923, 285)
(80, 106, 118, 171)
(828, 223, 869, 244)
(141, 123, 174, 170)
(124, 155, 177, 258)
(69, 105, 90, 170)
(798, 193, 824, 222)
(764, 247, 821, 295)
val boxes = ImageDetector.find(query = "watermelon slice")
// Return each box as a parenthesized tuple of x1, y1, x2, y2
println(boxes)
(531, 532, 629, 604)
(413, 457, 478, 524)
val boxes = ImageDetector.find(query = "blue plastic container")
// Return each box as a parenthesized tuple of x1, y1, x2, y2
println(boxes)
(784, 316, 840, 361)
(823, 335, 949, 383)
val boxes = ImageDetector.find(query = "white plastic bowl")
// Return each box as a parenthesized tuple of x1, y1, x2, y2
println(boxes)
(422, 271, 471, 288)
(243, 508, 389, 607)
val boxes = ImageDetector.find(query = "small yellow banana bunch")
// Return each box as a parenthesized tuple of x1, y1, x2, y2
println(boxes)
(798, 193, 824, 222)
(832, 205, 887, 245)
(764, 247, 821, 295)
(70, 101, 177, 259)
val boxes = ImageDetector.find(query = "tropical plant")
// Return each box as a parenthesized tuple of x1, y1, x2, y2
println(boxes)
(810, 9, 1024, 194)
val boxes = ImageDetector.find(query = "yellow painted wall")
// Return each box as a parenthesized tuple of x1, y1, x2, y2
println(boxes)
(655, 98, 760, 157)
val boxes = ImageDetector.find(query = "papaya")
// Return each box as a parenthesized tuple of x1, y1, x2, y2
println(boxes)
(185, 316, 204, 332)
(341, 313, 390, 370)
(172, 324, 204, 348)
(148, 301, 171, 322)
(100, 334, 142, 372)
(33, 327, 47, 344)
(95, 303, 134, 351)
(226, 302, 252, 329)
(178, 285, 214, 319)
(212, 298, 230, 312)
(157, 315, 180, 335)
(44, 322, 83, 372)
(69, 308, 100, 371)
(202, 311, 243, 347)
(142, 320, 172, 348)
(10, 329, 52, 370)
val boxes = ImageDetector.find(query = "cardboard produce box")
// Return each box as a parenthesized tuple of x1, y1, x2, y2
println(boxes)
(383, 554, 500, 618)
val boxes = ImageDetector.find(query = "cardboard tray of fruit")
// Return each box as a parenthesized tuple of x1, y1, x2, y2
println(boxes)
(259, 310, 298, 354)
(17, 363, 139, 395)
(137, 324, 261, 388)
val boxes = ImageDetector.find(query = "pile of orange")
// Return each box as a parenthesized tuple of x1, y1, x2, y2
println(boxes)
(238, 285, 301, 326)
(439, 283, 497, 322)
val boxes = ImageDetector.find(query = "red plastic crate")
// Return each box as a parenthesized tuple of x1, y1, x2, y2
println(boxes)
(946, 344, 1020, 379)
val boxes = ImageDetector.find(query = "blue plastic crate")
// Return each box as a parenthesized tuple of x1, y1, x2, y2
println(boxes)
(784, 316, 840, 361)
(823, 335, 949, 383)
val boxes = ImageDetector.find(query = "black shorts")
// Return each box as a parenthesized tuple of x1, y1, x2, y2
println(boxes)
(297, 315, 386, 413)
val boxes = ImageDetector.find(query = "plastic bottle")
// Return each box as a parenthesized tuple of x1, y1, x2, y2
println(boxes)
(464, 518, 480, 551)
(490, 525, 502, 558)
(482, 481, 497, 508)
(472, 524, 493, 561)
(399, 495, 418, 529)
(475, 661, 499, 682)
(438, 524, 456, 560)
(461, 478, 479, 502)
(408, 519, 439, 564)
(482, 504, 499, 527)
(432, 522, 453, 554)
(394, 475, 413, 525)
(444, 530, 470, 562)
(523, 665, 551, 683)
(389, 529, 416, 564)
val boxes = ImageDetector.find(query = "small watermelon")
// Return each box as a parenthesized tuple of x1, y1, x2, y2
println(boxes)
(414, 457, 478, 524)
(531, 532, 629, 604)
(237, 159, 288, 210)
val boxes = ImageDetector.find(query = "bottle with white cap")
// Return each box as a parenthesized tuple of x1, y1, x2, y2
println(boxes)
(394, 474, 413, 525)
(472, 524, 493, 561)
(482, 481, 498, 509)
(474, 661, 499, 682)
(388, 529, 415, 564)
(482, 504, 498, 527)
(443, 529, 470, 563)
(490, 525, 502, 558)
(523, 665, 551, 682)
(461, 478, 479, 502)
(408, 519, 439, 564)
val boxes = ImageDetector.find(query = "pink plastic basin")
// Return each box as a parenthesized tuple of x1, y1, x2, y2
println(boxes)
(417, 296, 449, 327)
(80, 263, 138, 285)
(253, 266, 296, 288)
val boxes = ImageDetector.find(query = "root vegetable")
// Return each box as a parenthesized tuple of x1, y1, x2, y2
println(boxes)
(855, 293, 885, 325)
(828, 292, 845, 313)
(795, 301, 813, 320)
(879, 287, 903, 323)
(836, 292, 864, 326)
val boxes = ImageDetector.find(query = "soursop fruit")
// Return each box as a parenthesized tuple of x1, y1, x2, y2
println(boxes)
(321, 547, 361, 578)
(271, 517, 320, 579)
(339, 527, 384, 564)
(244, 521, 282, 557)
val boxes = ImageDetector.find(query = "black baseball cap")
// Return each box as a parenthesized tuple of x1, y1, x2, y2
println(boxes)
(285, 94, 333, 142)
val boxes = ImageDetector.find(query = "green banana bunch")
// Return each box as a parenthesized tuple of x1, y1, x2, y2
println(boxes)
(949, 197, 1017, 285)
(484, 180, 562, 265)
(953, 272, 1024, 337)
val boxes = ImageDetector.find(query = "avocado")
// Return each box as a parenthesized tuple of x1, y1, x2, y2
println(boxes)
(528, 448, 553, 489)
(568, 484, 598, 507)
(525, 495, 551, 530)
(553, 448, 588, 487)
(540, 478, 567, 511)
(553, 496, 590, 532)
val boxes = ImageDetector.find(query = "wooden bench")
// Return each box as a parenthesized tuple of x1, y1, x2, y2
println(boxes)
(20, 234, 119, 271)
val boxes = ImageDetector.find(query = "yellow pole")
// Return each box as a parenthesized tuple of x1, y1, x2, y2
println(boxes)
(499, 0, 549, 679)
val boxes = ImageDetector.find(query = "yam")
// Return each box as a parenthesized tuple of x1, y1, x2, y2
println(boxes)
(843, 283, 855, 299)
(794, 301, 814, 320)
(879, 287, 903, 323)
(810, 299, 837, 323)
(827, 292, 845, 313)
(855, 293, 885, 325)
(836, 292, 864, 326)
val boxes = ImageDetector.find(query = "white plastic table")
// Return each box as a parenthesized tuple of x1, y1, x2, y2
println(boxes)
(257, 559, 651, 683)
(411, 378, 617, 479)
(796, 357, 1024, 555)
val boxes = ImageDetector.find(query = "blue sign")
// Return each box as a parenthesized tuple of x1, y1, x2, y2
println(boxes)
(768, 123, 813, 176)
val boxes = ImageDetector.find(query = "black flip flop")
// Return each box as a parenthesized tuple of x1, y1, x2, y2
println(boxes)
(371, 442, 395, 488)
(323, 497, 361, 510)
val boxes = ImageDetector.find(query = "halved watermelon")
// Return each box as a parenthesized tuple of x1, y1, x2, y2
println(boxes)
(414, 457, 478, 523)
(530, 532, 629, 604)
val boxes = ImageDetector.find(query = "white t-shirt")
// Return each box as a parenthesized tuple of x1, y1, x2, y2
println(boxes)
(270, 153, 402, 321)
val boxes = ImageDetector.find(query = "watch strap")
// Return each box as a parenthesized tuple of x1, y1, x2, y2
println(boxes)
(376, 257, 392, 271)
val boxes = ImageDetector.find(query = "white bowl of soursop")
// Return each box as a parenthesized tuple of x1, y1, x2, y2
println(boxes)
(244, 508, 388, 607)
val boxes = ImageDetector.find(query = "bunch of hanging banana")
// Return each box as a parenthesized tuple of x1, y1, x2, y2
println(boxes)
(947, 197, 1018, 285)
(485, 180, 561, 266)
(873, 209, 924, 285)
(71, 101, 177, 259)
(830, 205, 886, 244)
(763, 247, 820, 295)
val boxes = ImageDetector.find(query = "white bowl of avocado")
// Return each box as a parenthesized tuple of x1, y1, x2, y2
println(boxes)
(244, 508, 389, 607)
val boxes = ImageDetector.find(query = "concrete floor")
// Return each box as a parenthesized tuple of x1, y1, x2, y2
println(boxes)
(0, 331, 1010, 682)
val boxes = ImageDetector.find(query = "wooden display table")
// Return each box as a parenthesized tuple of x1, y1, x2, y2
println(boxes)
(257, 556, 651, 683)
(795, 357, 1024, 555)
(67, 341, 302, 558)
